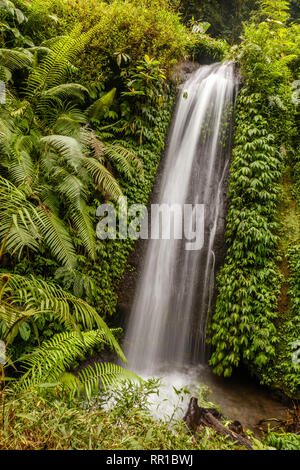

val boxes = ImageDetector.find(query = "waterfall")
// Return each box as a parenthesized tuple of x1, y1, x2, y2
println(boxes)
(124, 63, 238, 375)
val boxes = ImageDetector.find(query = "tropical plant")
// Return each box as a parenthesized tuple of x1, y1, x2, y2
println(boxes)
(14, 329, 140, 397)
(209, 0, 300, 398)
(0, 272, 123, 351)
(0, 23, 143, 269)
(0, 270, 144, 400)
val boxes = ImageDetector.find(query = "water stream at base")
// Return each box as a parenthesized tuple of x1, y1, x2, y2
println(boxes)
(137, 367, 286, 434)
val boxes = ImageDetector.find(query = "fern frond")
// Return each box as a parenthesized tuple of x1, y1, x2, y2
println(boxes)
(36, 208, 77, 269)
(80, 128, 105, 162)
(9, 150, 35, 186)
(0, 48, 32, 71)
(86, 88, 116, 123)
(78, 362, 141, 400)
(83, 157, 123, 203)
(0, 274, 125, 361)
(41, 134, 83, 170)
(54, 267, 94, 298)
(0, 177, 42, 256)
(56, 171, 86, 208)
(26, 27, 83, 99)
(105, 142, 144, 180)
(26, 25, 99, 102)
(15, 329, 115, 391)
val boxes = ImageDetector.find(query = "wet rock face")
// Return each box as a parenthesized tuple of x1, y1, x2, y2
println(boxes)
(170, 61, 200, 85)
(117, 237, 147, 329)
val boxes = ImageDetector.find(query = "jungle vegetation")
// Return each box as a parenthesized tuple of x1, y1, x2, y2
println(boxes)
(0, 0, 299, 451)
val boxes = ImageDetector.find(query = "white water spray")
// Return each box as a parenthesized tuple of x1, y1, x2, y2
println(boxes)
(124, 63, 238, 376)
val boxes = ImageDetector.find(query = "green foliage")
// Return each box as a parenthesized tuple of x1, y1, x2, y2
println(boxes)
(15, 329, 138, 394)
(180, 0, 259, 42)
(0, 14, 144, 274)
(0, 272, 124, 357)
(0, 270, 134, 396)
(79, 63, 175, 318)
(189, 32, 229, 63)
(77, 361, 141, 400)
(0, 382, 267, 450)
(28, 0, 193, 81)
(266, 432, 300, 450)
(259, 243, 300, 397)
(0, 1, 177, 408)
(209, 1, 300, 394)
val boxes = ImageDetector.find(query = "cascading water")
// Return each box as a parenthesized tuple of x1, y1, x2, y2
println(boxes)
(124, 63, 238, 377)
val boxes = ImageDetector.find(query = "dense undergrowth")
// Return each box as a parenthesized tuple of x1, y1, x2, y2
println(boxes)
(0, 382, 270, 451)
(210, 1, 300, 399)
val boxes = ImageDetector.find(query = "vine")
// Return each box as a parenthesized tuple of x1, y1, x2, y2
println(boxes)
(209, 1, 300, 397)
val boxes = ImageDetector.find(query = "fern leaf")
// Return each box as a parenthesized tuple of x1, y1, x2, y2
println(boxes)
(78, 362, 142, 400)
(83, 157, 123, 203)
(70, 201, 96, 260)
(15, 329, 126, 391)
(42, 83, 89, 102)
(1, 274, 125, 361)
(41, 134, 83, 170)
(36, 208, 77, 269)
(105, 142, 144, 180)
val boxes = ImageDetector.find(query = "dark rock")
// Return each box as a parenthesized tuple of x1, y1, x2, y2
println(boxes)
(170, 61, 200, 85)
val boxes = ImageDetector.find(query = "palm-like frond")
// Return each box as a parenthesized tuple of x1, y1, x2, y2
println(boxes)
(42, 83, 89, 103)
(86, 88, 116, 123)
(41, 134, 83, 170)
(55, 171, 86, 208)
(80, 128, 105, 162)
(0, 48, 32, 71)
(36, 84, 89, 125)
(0, 176, 77, 267)
(83, 157, 123, 203)
(78, 362, 141, 400)
(52, 107, 88, 136)
(15, 329, 128, 392)
(0, 117, 13, 159)
(0, 177, 42, 256)
(9, 150, 35, 185)
(36, 208, 77, 269)
(26, 26, 99, 103)
(0, 273, 125, 361)
(105, 142, 144, 180)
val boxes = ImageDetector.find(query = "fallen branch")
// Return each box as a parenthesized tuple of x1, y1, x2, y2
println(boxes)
(183, 397, 253, 450)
